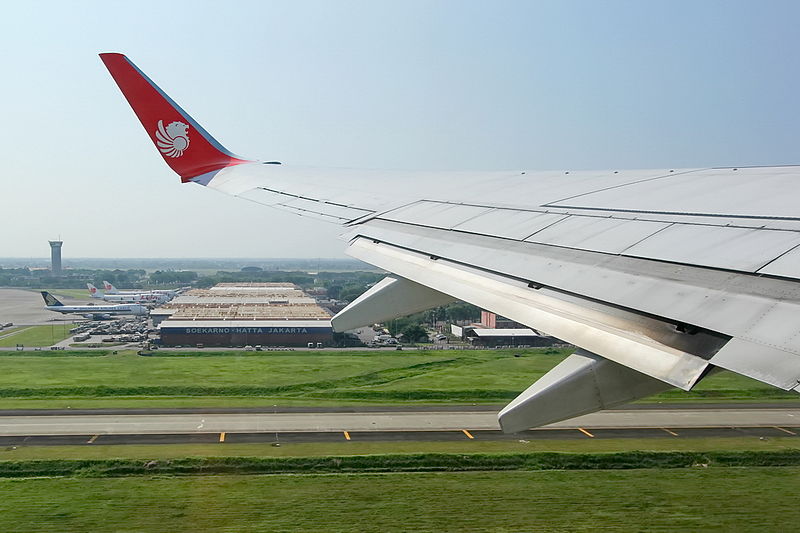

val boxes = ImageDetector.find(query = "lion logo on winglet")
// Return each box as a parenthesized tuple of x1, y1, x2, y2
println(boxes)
(155, 120, 190, 158)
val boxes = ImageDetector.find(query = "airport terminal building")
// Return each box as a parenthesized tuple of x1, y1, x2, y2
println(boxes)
(156, 283, 333, 347)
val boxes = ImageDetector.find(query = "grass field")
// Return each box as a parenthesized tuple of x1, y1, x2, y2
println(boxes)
(40, 288, 92, 300)
(1, 436, 797, 462)
(2, 449, 800, 477)
(0, 324, 73, 347)
(0, 326, 25, 337)
(0, 348, 793, 408)
(1, 468, 798, 531)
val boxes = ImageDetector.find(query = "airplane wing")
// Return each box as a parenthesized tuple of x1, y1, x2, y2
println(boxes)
(100, 53, 800, 432)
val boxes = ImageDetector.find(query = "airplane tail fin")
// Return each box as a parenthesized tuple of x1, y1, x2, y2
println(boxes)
(41, 291, 63, 307)
(102, 281, 119, 294)
(87, 283, 102, 298)
(99, 53, 252, 184)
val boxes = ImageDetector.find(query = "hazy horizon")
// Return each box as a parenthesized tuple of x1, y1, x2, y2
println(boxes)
(0, 257, 377, 270)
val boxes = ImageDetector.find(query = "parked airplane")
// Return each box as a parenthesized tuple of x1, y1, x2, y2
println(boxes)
(87, 284, 167, 304)
(42, 291, 148, 320)
(101, 53, 800, 432)
(102, 281, 178, 298)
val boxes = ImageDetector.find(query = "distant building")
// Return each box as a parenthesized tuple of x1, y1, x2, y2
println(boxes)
(48, 240, 63, 275)
(465, 328, 556, 347)
(479, 310, 525, 329)
(451, 313, 560, 347)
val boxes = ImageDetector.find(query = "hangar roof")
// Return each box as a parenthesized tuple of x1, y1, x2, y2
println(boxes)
(160, 319, 332, 329)
(164, 296, 316, 305)
(467, 328, 540, 337)
(211, 283, 298, 290)
(169, 305, 331, 320)
(153, 284, 332, 321)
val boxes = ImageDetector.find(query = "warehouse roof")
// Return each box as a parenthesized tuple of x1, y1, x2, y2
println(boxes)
(211, 283, 298, 290)
(169, 305, 331, 320)
(152, 284, 332, 321)
(160, 319, 332, 329)
(163, 296, 316, 305)
(467, 328, 540, 337)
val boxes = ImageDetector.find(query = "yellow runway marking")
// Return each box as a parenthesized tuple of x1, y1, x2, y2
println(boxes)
(661, 428, 679, 437)
(577, 428, 594, 438)
(343, 431, 351, 441)
(462, 429, 474, 439)
(774, 426, 797, 435)
(87, 435, 99, 444)
(219, 432, 226, 442)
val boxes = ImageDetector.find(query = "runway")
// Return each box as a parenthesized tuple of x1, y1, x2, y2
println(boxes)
(0, 406, 797, 446)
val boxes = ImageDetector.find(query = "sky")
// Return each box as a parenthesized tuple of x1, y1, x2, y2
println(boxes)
(2, 0, 800, 259)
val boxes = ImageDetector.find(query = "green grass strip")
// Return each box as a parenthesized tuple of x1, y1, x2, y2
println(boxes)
(0, 350, 112, 358)
(0, 358, 485, 398)
(0, 386, 791, 401)
(0, 324, 74, 347)
(1, 450, 799, 478)
(0, 386, 513, 399)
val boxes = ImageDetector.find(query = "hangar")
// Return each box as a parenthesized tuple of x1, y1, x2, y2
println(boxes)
(465, 328, 556, 347)
(156, 283, 333, 347)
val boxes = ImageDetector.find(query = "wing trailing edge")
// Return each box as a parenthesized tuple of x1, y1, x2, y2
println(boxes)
(345, 237, 712, 391)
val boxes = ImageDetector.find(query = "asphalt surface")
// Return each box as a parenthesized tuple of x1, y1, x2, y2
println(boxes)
(2, 407, 799, 434)
(0, 402, 794, 416)
(0, 288, 86, 326)
(0, 406, 797, 446)
(0, 426, 797, 447)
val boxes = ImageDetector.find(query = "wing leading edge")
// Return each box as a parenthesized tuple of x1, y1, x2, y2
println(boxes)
(101, 53, 800, 432)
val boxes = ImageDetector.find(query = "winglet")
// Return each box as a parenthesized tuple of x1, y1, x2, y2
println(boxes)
(99, 53, 251, 183)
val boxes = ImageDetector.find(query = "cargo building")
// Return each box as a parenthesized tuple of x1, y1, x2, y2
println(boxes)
(156, 283, 333, 347)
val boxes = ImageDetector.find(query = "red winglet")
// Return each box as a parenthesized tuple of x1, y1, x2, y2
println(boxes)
(100, 53, 250, 182)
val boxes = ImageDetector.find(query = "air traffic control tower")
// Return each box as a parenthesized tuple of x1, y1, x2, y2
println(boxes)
(49, 240, 63, 275)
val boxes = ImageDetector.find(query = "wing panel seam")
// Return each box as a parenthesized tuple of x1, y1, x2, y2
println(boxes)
(542, 204, 800, 226)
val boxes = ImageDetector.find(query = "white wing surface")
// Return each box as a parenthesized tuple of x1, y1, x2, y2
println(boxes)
(101, 53, 800, 431)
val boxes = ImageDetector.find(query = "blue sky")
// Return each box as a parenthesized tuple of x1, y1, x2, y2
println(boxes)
(2, 0, 799, 258)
